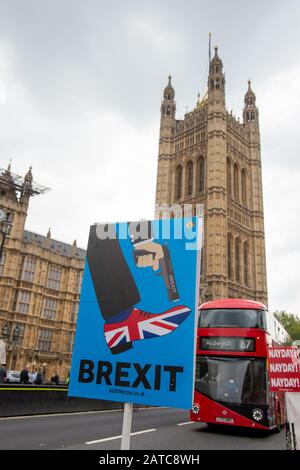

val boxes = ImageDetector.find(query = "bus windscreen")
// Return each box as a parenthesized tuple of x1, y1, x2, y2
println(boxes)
(195, 356, 267, 406)
(198, 309, 266, 329)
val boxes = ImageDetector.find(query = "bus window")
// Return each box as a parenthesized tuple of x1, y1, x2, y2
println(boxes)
(195, 356, 267, 406)
(198, 309, 266, 329)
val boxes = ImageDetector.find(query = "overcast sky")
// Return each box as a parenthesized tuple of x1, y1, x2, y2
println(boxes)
(0, 0, 299, 314)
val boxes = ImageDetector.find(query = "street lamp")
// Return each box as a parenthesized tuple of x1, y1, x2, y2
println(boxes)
(12, 325, 20, 342)
(42, 362, 47, 382)
(8, 325, 21, 370)
(1, 323, 9, 338)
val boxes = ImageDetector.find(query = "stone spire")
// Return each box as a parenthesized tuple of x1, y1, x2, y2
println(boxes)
(243, 80, 258, 124)
(161, 75, 176, 118)
(20, 165, 33, 204)
(208, 46, 225, 98)
(25, 166, 33, 182)
(156, 75, 176, 206)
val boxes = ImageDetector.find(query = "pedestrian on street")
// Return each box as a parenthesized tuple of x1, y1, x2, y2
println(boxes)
(51, 371, 60, 385)
(20, 366, 30, 384)
(35, 368, 43, 385)
(0, 364, 7, 384)
(31, 368, 37, 384)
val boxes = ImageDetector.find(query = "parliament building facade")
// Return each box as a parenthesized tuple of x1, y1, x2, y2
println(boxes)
(155, 46, 268, 305)
(0, 166, 85, 379)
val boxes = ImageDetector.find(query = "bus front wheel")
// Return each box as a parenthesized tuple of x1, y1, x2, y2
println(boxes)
(206, 423, 219, 431)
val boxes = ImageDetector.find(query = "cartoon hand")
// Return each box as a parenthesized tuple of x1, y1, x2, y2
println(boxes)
(135, 241, 164, 271)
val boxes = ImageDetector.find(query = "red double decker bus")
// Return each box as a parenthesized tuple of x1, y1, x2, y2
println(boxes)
(190, 299, 290, 431)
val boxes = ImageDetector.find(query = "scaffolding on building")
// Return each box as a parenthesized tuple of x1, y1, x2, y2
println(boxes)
(0, 166, 50, 198)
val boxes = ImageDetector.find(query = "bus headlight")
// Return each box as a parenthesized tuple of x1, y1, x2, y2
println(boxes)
(192, 403, 200, 415)
(252, 408, 264, 422)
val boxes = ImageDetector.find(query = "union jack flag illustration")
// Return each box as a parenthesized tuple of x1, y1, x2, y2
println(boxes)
(104, 305, 192, 350)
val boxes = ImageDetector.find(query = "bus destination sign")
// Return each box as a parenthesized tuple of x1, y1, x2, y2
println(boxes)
(200, 337, 255, 352)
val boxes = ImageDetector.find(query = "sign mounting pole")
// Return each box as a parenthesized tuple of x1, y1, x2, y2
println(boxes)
(121, 402, 133, 450)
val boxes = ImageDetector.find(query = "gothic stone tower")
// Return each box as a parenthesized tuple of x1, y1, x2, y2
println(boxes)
(155, 46, 268, 305)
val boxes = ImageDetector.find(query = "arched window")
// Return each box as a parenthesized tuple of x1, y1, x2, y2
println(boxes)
(243, 242, 249, 286)
(241, 169, 247, 205)
(186, 161, 193, 196)
(235, 237, 241, 282)
(175, 165, 182, 200)
(234, 164, 239, 201)
(251, 112, 255, 122)
(227, 158, 232, 195)
(210, 79, 214, 91)
(166, 106, 171, 115)
(197, 156, 205, 192)
(227, 234, 233, 279)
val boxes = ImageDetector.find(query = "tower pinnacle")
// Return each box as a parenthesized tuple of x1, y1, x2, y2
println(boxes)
(25, 166, 33, 182)
(161, 75, 176, 118)
(208, 44, 225, 97)
(243, 80, 258, 124)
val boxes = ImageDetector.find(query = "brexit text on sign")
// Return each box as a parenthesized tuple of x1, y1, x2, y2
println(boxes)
(268, 347, 300, 392)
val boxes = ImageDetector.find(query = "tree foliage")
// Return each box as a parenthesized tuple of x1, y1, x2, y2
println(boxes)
(274, 310, 300, 341)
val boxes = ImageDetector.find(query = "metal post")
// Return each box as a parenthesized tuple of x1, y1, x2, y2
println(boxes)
(120, 402, 133, 450)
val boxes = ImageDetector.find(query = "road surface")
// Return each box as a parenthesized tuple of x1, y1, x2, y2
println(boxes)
(0, 407, 286, 450)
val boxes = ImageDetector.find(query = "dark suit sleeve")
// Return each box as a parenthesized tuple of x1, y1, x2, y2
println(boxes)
(87, 224, 140, 321)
